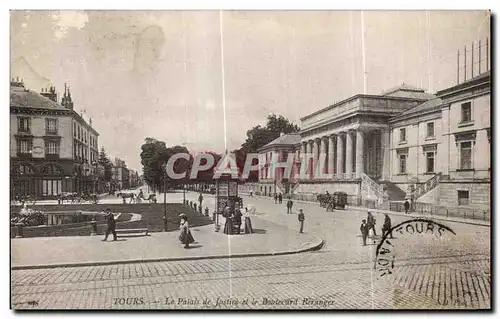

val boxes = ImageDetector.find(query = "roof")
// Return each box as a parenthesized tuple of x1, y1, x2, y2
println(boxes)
(390, 97, 443, 122)
(10, 85, 65, 110)
(382, 83, 436, 100)
(259, 133, 301, 150)
(436, 70, 491, 97)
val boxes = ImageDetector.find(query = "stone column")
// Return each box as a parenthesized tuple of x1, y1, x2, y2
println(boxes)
(381, 128, 391, 180)
(319, 137, 327, 176)
(336, 133, 345, 178)
(328, 135, 335, 176)
(312, 139, 319, 178)
(356, 129, 365, 179)
(306, 141, 313, 177)
(345, 131, 354, 179)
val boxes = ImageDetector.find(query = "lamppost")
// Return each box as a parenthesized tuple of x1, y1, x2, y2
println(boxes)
(162, 164, 168, 232)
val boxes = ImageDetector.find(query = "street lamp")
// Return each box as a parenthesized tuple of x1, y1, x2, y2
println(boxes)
(162, 164, 168, 232)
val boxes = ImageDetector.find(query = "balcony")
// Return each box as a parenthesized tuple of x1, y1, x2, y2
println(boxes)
(16, 152, 32, 159)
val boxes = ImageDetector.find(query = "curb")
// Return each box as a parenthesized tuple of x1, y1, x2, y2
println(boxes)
(12, 236, 324, 271)
(240, 193, 490, 227)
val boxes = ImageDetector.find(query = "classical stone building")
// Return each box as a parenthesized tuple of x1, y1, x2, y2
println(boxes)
(10, 79, 100, 199)
(252, 71, 490, 210)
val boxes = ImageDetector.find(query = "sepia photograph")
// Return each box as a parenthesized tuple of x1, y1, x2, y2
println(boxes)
(8, 8, 491, 310)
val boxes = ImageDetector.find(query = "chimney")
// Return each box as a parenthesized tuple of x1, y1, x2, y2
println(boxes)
(89, 118, 92, 127)
(40, 86, 58, 103)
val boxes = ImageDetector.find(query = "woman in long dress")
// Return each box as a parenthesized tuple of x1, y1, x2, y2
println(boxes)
(179, 214, 195, 249)
(222, 204, 234, 235)
(244, 207, 253, 234)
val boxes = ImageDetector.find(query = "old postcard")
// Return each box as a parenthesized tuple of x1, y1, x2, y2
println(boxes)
(9, 10, 491, 310)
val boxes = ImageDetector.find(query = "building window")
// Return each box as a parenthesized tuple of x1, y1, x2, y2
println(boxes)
(17, 117, 31, 133)
(459, 141, 472, 170)
(46, 118, 58, 134)
(45, 140, 59, 155)
(457, 190, 469, 206)
(400, 128, 406, 143)
(426, 122, 435, 138)
(399, 154, 407, 174)
(461, 102, 472, 123)
(426, 152, 435, 173)
(17, 139, 32, 154)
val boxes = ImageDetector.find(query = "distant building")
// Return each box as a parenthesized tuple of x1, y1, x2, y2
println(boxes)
(251, 71, 490, 210)
(112, 157, 130, 190)
(10, 79, 100, 199)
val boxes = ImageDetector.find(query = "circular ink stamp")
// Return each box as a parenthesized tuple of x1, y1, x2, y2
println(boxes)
(374, 218, 456, 278)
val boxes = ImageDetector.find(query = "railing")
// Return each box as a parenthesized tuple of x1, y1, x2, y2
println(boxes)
(276, 180, 284, 194)
(388, 201, 490, 221)
(361, 173, 384, 200)
(413, 173, 442, 199)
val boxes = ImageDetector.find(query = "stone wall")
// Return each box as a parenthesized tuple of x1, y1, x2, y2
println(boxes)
(295, 182, 360, 196)
(438, 182, 490, 209)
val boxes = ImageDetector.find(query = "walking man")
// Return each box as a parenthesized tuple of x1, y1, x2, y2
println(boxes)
(274, 193, 278, 204)
(381, 213, 393, 239)
(298, 209, 305, 233)
(198, 192, 204, 209)
(287, 198, 294, 214)
(360, 219, 369, 246)
(404, 198, 410, 214)
(367, 212, 377, 236)
(102, 208, 117, 241)
(278, 193, 283, 204)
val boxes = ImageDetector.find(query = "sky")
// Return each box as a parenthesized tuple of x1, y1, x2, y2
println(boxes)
(10, 10, 490, 172)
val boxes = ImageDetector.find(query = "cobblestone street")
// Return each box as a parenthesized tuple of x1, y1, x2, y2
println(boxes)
(11, 191, 491, 309)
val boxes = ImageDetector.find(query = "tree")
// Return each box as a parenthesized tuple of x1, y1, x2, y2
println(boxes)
(241, 113, 300, 153)
(236, 114, 299, 182)
(98, 147, 113, 182)
(140, 138, 169, 192)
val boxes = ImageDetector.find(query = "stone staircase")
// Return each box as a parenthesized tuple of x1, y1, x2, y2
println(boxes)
(377, 181, 407, 201)
(361, 173, 385, 202)
(412, 173, 442, 200)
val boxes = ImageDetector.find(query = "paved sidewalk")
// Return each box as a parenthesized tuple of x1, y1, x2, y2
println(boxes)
(11, 215, 322, 269)
(240, 193, 490, 227)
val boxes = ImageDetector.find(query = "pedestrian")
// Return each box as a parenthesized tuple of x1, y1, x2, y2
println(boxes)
(278, 193, 283, 204)
(360, 219, 369, 246)
(367, 212, 377, 236)
(223, 203, 234, 235)
(198, 192, 203, 208)
(287, 198, 294, 214)
(233, 207, 242, 234)
(381, 213, 393, 239)
(298, 209, 305, 233)
(178, 214, 195, 249)
(250, 190, 253, 197)
(102, 208, 117, 241)
(404, 199, 410, 214)
(274, 193, 278, 204)
(244, 207, 253, 234)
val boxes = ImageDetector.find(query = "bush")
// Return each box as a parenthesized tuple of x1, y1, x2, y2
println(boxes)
(10, 210, 47, 227)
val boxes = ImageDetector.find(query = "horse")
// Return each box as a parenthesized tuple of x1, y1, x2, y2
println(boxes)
(58, 192, 77, 204)
(317, 194, 330, 208)
(116, 192, 136, 204)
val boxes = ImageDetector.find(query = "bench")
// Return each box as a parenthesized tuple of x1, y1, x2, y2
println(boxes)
(115, 228, 149, 237)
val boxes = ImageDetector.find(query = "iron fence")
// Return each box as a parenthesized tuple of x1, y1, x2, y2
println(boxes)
(388, 201, 490, 221)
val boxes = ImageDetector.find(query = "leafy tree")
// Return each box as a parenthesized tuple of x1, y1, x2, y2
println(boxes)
(241, 113, 299, 153)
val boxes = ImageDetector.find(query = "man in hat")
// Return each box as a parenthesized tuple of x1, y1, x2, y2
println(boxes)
(404, 198, 410, 214)
(381, 213, 393, 239)
(286, 198, 294, 214)
(298, 209, 305, 233)
(360, 219, 369, 246)
(102, 208, 117, 241)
